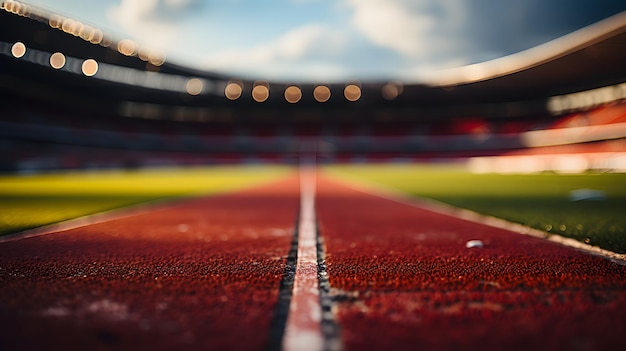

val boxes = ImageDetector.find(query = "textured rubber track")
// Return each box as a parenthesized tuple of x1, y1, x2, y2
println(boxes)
(316, 175, 626, 351)
(0, 175, 299, 351)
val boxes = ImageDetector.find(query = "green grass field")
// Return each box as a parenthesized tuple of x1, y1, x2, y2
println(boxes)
(325, 164, 626, 254)
(0, 165, 292, 236)
(3, 163, 626, 254)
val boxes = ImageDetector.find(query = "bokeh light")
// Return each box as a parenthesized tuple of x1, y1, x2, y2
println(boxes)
(61, 18, 75, 34)
(117, 39, 137, 56)
(81, 59, 98, 77)
(80, 26, 95, 41)
(100, 36, 112, 48)
(382, 81, 403, 100)
(90, 29, 104, 45)
(71, 21, 84, 37)
(284, 86, 302, 103)
(48, 14, 62, 29)
(185, 78, 204, 96)
(252, 82, 270, 102)
(3, 0, 15, 12)
(225, 81, 243, 100)
(49, 52, 66, 69)
(3, 0, 28, 15)
(11, 42, 26, 58)
(138, 47, 150, 62)
(313, 85, 331, 103)
(344, 84, 361, 102)
(4, 0, 22, 14)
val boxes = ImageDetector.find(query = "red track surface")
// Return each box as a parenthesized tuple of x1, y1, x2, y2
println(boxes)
(316, 175, 626, 351)
(0, 176, 299, 351)
(2, 171, 626, 351)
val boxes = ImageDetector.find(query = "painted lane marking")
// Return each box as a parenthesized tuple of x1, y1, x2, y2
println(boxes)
(282, 163, 324, 351)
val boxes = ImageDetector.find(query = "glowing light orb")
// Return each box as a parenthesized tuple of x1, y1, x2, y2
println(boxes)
(284, 86, 302, 103)
(81, 59, 98, 77)
(225, 81, 243, 100)
(252, 82, 270, 102)
(382, 82, 403, 100)
(344, 84, 361, 102)
(117, 39, 137, 56)
(11, 42, 26, 58)
(186, 78, 204, 96)
(49, 52, 66, 69)
(313, 85, 331, 103)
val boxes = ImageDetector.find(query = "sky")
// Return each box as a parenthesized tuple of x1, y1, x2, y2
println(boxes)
(29, 0, 626, 82)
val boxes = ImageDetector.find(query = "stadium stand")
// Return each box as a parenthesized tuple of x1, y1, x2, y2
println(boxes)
(1, 2, 626, 172)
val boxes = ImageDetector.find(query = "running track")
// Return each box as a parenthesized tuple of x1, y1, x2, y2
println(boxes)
(1, 169, 626, 351)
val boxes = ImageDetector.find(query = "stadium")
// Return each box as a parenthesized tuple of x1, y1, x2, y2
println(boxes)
(1, 1, 626, 350)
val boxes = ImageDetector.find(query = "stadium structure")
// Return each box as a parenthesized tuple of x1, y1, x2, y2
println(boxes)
(2, 4, 626, 351)
(1, 1, 626, 173)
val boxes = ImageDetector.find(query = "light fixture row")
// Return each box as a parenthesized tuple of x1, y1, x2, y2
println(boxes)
(2, 0, 165, 67)
(224, 82, 368, 103)
(2, 2, 406, 102)
(9, 41, 402, 102)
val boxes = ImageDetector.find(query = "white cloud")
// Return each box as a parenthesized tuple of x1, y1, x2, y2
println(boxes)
(101, 0, 606, 82)
(204, 24, 352, 81)
(165, 0, 193, 8)
(344, 0, 432, 57)
(343, 0, 469, 65)
(104, 0, 481, 81)
(108, 0, 163, 25)
(106, 0, 199, 51)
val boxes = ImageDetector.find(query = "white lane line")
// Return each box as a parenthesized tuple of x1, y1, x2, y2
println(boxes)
(282, 162, 324, 351)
